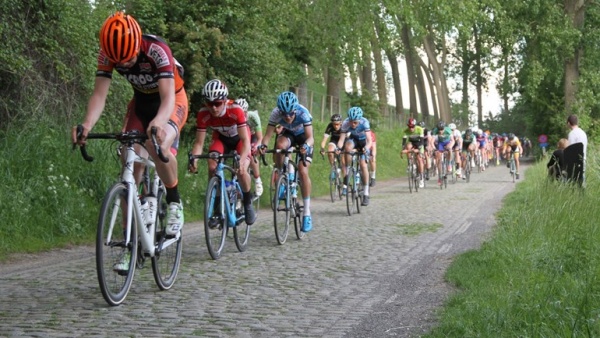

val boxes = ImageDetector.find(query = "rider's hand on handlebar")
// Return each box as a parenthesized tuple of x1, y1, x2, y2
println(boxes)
(72, 124, 90, 147)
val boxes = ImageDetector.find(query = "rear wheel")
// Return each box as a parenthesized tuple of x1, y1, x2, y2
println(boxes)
(96, 183, 137, 306)
(273, 174, 290, 244)
(152, 187, 182, 290)
(204, 177, 227, 260)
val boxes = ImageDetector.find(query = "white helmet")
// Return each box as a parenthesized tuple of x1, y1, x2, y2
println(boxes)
(449, 123, 456, 130)
(202, 79, 228, 101)
(234, 98, 249, 112)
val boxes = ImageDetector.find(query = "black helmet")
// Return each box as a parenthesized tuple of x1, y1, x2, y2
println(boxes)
(418, 121, 426, 128)
(331, 114, 342, 122)
(437, 121, 446, 130)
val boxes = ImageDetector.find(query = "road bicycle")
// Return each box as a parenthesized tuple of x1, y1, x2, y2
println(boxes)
(75, 126, 182, 306)
(262, 147, 306, 245)
(343, 150, 365, 216)
(189, 152, 251, 260)
(323, 151, 343, 202)
(406, 151, 421, 193)
(507, 150, 517, 183)
(437, 149, 450, 189)
(462, 151, 472, 183)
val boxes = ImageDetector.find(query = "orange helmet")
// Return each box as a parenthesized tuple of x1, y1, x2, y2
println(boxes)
(99, 12, 142, 64)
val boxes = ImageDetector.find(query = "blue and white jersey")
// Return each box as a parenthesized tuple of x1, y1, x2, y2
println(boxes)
(268, 104, 312, 136)
(341, 117, 370, 140)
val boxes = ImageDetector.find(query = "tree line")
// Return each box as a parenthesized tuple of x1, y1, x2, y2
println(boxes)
(0, 0, 597, 144)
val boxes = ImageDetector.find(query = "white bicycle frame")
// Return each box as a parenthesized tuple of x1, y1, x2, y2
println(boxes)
(105, 145, 173, 258)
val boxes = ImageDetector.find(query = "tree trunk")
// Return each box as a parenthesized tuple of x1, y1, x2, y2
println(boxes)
(419, 58, 438, 122)
(473, 26, 483, 127)
(360, 40, 374, 95)
(422, 32, 451, 122)
(563, 0, 587, 114)
(401, 23, 418, 117)
(326, 49, 343, 116)
(371, 32, 388, 117)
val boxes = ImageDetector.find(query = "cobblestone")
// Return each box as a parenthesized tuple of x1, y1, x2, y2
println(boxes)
(0, 161, 528, 337)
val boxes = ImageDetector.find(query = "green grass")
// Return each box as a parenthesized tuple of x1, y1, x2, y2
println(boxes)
(425, 148, 600, 337)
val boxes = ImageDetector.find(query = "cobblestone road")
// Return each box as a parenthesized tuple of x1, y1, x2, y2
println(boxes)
(0, 160, 528, 337)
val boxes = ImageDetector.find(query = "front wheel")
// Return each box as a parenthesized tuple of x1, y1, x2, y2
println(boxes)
(346, 167, 355, 216)
(234, 184, 250, 252)
(329, 169, 337, 203)
(204, 176, 227, 260)
(152, 187, 182, 290)
(96, 183, 137, 306)
(273, 174, 290, 245)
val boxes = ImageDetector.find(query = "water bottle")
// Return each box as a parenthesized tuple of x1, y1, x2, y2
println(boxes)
(146, 196, 157, 226)
(291, 182, 298, 198)
(140, 197, 150, 225)
(225, 180, 236, 204)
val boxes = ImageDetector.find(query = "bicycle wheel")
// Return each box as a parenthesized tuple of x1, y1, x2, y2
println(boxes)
(273, 174, 290, 244)
(346, 167, 355, 216)
(329, 168, 337, 203)
(205, 176, 227, 260)
(355, 172, 362, 214)
(96, 183, 137, 306)
(511, 160, 516, 183)
(407, 161, 414, 193)
(293, 198, 306, 240)
(269, 168, 278, 211)
(465, 156, 471, 183)
(233, 184, 250, 252)
(413, 166, 419, 192)
(152, 186, 182, 290)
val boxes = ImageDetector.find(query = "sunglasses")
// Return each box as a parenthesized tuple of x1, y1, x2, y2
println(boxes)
(207, 101, 225, 108)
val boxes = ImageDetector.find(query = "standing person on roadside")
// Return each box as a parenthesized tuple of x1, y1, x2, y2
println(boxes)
(189, 80, 257, 226)
(567, 114, 588, 184)
(547, 138, 569, 180)
(235, 98, 264, 197)
(336, 107, 373, 206)
(72, 12, 187, 242)
(259, 91, 314, 233)
(368, 130, 377, 187)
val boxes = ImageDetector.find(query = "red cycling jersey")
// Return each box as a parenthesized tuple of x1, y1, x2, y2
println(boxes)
(96, 34, 185, 95)
(196, 102, 251, 155)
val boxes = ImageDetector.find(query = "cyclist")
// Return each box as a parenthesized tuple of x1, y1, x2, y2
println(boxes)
(461, 128, 477, 178)
(319, 114, 343, 176)
(235, 98, 263, 197)
(503, 132, 523, 179)
(72, 12, 187, 241)
(419, 121, 433, 179)
(448, 123, 463, 178)
(368, 130, 377, 187)
(259, 91, 314, 233)
(401, 118, 425, 188)
(189, 80, 257, 225)
(492, 132, 504, 166)
(429, 121, 455, 186)
(475, 128, 488, 171)
(336, 107, 373, 206)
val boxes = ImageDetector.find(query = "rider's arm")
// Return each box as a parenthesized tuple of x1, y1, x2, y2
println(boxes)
(149, 78, 176, 130)
(336, 133, 346, 150)
(303, 124, 314, 148)
(261, 124, 276, 148)
(320, 134, 330, 150)
(365, 130, 372, 151)
(77, 76, 112, 140)
(238, 125, 252, 160)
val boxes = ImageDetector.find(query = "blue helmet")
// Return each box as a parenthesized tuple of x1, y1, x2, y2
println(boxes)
(347, 106, 363, 120)
(277, 91, 298, 115)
